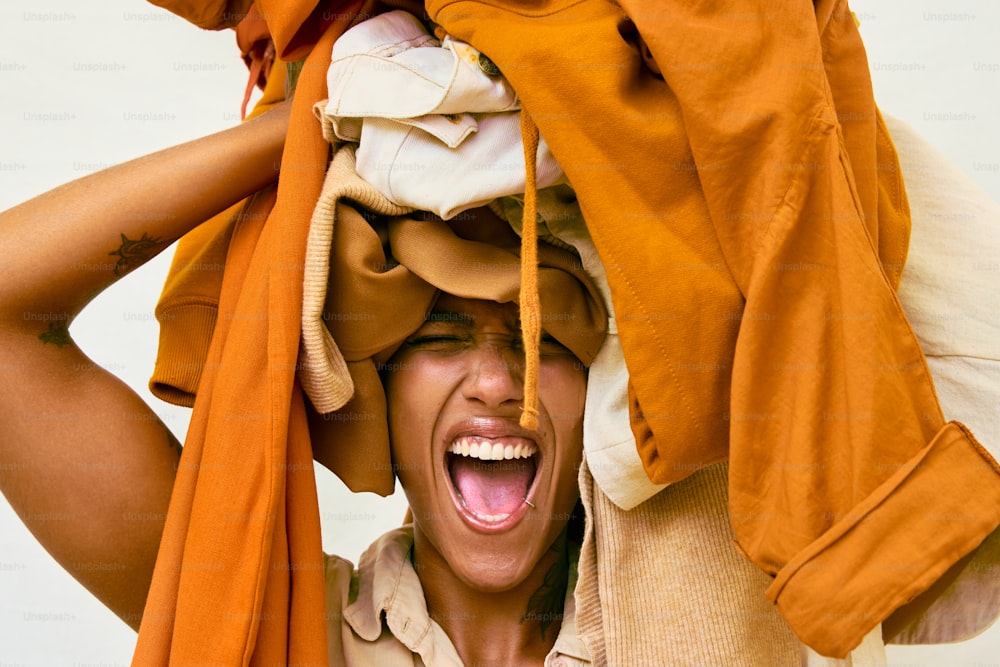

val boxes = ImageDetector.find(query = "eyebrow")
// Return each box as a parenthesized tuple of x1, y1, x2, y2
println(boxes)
(424, 311, 475, 326)
(423, 307, 522, 332)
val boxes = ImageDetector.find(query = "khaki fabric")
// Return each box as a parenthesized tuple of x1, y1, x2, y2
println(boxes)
(142, 0, 1000, 660)
(301, 143, 606, 494)
(876, 115, 1000, 646)
(576, 459, 891, 666)
(140, 5, 605, 664)
(576, 459, 804, 666)
(324, 526, 591, 665)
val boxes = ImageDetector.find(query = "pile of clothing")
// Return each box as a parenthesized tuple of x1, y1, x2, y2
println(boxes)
(137, 0, 1000, 663)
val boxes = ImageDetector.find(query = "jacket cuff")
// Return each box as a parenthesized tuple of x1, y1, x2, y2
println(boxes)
(149, 299, 220, 407)
(764, 421, 1000, 658)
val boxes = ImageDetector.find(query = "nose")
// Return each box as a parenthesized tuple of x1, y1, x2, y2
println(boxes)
(461, 340, 524, 409)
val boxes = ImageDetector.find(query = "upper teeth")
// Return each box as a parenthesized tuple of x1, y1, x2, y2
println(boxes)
(449, 435, 537, 461)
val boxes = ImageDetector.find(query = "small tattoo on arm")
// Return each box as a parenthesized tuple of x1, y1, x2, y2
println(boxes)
(109, 232, 163, 277)
(38, 321, 72, 348)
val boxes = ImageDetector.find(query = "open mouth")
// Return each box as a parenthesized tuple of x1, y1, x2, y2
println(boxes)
(446, 435, 538, 526)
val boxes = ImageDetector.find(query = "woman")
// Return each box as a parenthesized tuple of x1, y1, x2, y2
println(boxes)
(0, 86, 609, 662)
(3, 2, 996, 664)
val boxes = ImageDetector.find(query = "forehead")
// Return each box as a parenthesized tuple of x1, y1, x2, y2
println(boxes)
(425, 294, 519, 329)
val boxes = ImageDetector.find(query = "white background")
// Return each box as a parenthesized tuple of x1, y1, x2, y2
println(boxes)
(0, 0, 998, 664)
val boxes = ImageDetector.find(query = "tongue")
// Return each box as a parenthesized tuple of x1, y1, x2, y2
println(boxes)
(450, 455, 535, 517)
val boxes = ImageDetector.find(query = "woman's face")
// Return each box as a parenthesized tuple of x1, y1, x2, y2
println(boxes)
(385, 294, 586, 592)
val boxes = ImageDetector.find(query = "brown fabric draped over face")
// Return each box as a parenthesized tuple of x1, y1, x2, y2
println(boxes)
(301, 146, 607, 496)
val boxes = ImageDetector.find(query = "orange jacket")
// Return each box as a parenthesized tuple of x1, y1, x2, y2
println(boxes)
(425, 0, 1000, 656)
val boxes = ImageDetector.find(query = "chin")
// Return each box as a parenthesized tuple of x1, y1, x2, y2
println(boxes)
(448, 505, 572, 592)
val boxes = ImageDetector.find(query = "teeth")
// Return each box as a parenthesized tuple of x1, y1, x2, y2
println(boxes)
(448, 436, 537, 461)
(473, 511, 511, 523)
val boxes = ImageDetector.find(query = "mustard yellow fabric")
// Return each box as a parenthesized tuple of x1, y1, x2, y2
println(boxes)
(300, 143, 606, 494)
(426, 0, 1000, 657)
(146, 0, 252, 29)
(150, 59, 286, 407)
(142, 6, 604, 665)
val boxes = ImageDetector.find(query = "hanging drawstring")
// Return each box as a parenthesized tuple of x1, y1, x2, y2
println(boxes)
(519, 110, 541, 430)
(235, 3, 276, 119)
(241, 40, 275, 119)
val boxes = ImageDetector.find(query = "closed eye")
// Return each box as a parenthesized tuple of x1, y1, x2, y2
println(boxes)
(539, 333, 574, 357)
(404, 334, 473, 351)
(403, 332, 573, 357)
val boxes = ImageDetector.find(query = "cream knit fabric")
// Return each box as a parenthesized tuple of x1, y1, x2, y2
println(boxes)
(577, 459, 807, 666)
(300, 142, 413, 413)
(577, 459, 886, 665)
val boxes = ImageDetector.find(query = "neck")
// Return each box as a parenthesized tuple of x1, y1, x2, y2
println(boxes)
(413, 528, 570, 666)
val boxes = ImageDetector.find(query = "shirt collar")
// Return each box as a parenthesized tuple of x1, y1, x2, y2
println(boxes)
(343, 525, 591, 665)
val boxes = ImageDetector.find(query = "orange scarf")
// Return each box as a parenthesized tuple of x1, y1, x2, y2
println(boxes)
(135, 2, 367, 663)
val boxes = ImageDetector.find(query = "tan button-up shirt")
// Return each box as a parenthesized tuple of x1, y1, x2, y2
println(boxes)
(325, 527, 591, 666)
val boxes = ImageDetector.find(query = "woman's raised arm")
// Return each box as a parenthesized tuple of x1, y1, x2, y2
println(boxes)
(0, 101, 289, 629)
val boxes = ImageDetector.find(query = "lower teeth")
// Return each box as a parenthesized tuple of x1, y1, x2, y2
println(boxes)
(456, 495, 511, 523)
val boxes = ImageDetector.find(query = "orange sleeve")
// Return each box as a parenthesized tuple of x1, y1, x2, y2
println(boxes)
(150, 59, 287, 405)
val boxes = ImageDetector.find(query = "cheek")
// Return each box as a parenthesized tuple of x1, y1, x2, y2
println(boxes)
(385, 367, 436, 515)
(541, 360, 587, 505)
(384, 357, 457, 466)
(385, 366, 429, 465)
(540, 359, 588, 431)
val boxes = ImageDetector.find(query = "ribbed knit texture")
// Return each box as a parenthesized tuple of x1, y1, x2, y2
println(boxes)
(577, 459, 803, 666)
(299, 143, 606, 495)
(428, 0, 1000, 654)
(299, 143, 411, 414)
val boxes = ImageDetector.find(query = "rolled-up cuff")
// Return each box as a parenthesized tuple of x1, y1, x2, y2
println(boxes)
(764, 421, 1000, 658)
(150, 300, 219, 407)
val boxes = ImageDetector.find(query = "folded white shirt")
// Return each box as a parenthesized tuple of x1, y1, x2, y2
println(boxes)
(320, 10, 565, 219)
